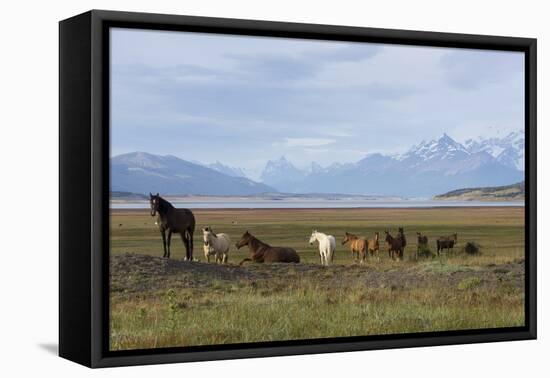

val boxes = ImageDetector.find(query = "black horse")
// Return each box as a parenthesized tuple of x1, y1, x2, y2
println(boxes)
(149, 193, 195, 260)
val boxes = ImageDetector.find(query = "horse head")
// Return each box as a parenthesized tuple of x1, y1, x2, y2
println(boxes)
(236, 230, 251, 249)
(202, 226, 216, 246)
(342, 232, 350, 245)
(149, 192, 160, 217)
(309, 230, 317, 245)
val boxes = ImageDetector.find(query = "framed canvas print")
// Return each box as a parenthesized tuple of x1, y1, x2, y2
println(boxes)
(59, 10, 537, 368)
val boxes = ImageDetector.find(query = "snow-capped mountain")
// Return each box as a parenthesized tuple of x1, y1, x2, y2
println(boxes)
(206, 161, 248, 178)
(400, 133, 470, 163)
(258, 132, 524, 197)
(464, 131, 524, 171)
(111, 152, 276, 195)
(111, 132, 524, 198)
(260, 156, 306, 191)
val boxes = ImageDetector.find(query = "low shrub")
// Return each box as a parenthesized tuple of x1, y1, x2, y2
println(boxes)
(417, 244, 435, 259)
(463, 242, 481, 255)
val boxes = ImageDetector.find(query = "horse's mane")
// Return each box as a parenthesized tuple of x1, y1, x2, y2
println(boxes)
(249, 234, 270, 248)
(346, 233, 359, 240)
(157, 196, 174, 213)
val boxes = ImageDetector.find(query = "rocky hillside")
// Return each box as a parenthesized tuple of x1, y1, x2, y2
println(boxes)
(434, 181, 525, 201)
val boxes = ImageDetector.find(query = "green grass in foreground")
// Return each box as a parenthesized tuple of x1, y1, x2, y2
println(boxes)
(110, 278, 523, 350)
(109, 207, 525, 350)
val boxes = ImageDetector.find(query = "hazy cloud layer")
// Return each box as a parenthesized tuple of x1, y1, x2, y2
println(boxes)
(111, 28, 524, 173)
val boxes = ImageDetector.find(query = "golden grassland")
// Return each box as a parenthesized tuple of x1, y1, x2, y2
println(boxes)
(109, 207, 525, 350)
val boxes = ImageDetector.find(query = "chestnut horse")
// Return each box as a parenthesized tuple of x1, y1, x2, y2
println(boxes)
(236, 231, 300, 265)
(367, 232, 380, 261)
(342, 232, 367, 263)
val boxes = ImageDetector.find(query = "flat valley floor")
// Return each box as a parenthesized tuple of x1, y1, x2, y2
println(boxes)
(109, 207, 525, 351)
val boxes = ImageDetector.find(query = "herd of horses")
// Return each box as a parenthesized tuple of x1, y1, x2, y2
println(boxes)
(149, 193, 459, 265)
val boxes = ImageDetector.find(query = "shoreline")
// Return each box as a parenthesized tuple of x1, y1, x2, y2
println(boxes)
(110, 205, 524, 213)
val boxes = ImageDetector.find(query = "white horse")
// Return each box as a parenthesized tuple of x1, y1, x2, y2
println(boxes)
(203, 243, 215, 262)
(309, 230, 336, 266)
(202, 226, 231, 263)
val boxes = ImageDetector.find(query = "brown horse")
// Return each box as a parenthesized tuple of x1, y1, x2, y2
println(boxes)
(150, 193, 195, 260)
(436, 233, 458, 256)
(384, 230, 404, 261)
(342, 232, 367, 263)
(398, 227, 407, 259)
(236, 231, 300, 265)
(367, 232, 380, 261)
(416, 232, 428, 258)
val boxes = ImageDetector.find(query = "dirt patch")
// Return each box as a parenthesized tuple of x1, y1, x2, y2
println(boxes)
(110, 253, 525, 295)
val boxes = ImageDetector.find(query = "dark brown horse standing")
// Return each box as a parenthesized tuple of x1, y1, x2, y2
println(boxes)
(385, 230, 404, 261)
(150, 193, 195, 260)
(416, 232, 428, 259)
(236, 231, 300, 265)
(397, 227, 407, 260)
(436, 233, 458, 256)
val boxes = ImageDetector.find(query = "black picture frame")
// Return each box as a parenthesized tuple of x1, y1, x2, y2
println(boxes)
(59, 9, 537, 368)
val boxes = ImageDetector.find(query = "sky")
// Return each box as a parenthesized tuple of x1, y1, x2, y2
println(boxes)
(110, 27, 524, 176)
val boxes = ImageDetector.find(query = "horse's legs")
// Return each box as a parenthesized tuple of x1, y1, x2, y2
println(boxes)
(187, 230, 194, 261)
(160, 230, 167, 258)
(180, 233, 189, 261)
(166, 229, 173, 259)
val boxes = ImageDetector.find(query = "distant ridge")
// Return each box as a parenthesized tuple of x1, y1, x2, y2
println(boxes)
(111, 131, 524, 197)
(258, 132, 524, 197)
(111, 152, 276, 196)
(434, 181, 525, 201)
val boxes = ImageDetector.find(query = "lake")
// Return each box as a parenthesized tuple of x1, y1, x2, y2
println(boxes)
(111, 199, 524, 209)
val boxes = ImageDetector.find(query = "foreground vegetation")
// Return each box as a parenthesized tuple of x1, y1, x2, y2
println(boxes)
(110, 207, 525, 350)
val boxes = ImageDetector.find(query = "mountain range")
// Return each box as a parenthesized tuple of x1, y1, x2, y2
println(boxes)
(257, 131, 524, 197)
(111, 152, 275, 195)
(111, 131, 524, 197)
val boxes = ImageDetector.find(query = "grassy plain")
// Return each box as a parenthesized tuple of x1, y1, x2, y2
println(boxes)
(109, 207, 525, 350)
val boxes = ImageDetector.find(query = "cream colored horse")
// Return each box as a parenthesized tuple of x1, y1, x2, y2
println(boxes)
(309, 230, 336, 266)
(202, 226, 231, 263)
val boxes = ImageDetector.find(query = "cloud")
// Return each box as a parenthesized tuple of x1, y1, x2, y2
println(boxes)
(110, 28, 524, 170)
(307, 44, 382, 62)
(439, 49, 524, 90)
(284, 138, 335, 147)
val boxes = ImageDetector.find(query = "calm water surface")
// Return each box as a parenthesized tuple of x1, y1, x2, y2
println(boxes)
(111, 199, 524, 209)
